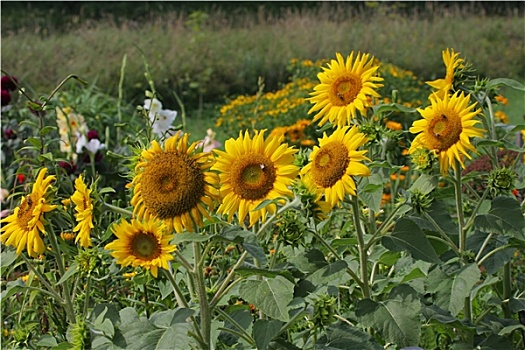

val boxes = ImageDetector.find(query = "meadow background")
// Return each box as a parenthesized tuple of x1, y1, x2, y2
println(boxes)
(1, 1, 524, 143)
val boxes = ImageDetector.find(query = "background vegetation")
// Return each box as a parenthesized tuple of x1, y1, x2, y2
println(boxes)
(2, 1, 524, 125)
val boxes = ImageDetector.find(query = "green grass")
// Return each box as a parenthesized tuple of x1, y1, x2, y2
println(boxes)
(1, 2, 523, 117)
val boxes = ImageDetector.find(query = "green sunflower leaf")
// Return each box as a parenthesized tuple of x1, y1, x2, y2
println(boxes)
(425, 263, 481, 317)
(382, 218, 441, 263)
(356, 284, 421, 348)
(486, 78, 525, 91)
(239, 275, 295, 322)
(253, 319, 283, 350)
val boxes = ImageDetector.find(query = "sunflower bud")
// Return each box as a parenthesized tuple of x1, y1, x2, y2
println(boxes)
(487, 167, 516, 196)
(70, 318, 90, 350)
(312, 295, 337, 327)
(410, 189, 433, 214)
(75, 248, 101, 276)
(276, 209, 307, 246)
(410, 147, 435, 172)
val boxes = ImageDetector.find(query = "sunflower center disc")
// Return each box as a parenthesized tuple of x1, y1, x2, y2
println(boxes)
(131, 232, 161, 260)
(141, 152, 206, 219)
(17, 195, 35, 229)
(428, 113, 463, 151)
(232, 154, 276, 200)
(312, 141, 350, 188)
(332, 75, 362, 106)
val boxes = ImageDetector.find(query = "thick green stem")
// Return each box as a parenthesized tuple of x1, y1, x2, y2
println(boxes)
(193, 242, 211, 349)
(163, 268, 189, 308)
(20, 254, 65, 304)
(210, 251, 248, 308)
(216, 308, 256, 347)
(351, 195, 370, 299)
(367, 201, 410, 250)
(83, 275, 91, 318)
(423, 212, 461, 257)
(453, 162, 466, 255)
(47, 231, 76, 324)
(103, 202, 132, 217)
(502, 262, 512, 319)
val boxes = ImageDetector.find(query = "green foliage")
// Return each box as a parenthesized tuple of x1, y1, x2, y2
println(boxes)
(2, 37, 525, 350)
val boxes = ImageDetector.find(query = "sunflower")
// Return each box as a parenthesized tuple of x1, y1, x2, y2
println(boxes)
(426, 48, 464, 99)
(307, 52, 384, 127)
(71, 175, 94, 248)
(104, 218, 176, 278)
(130, 132, 219, 233)
(0, 168, 57, 257)
(212, 130, 299, 227)
(301, 126, 371, 208)
(408, 91, 484, 176)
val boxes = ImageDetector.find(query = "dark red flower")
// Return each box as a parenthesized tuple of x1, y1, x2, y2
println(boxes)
(1, 75, 18, 91)
(58, 161, 77, 175)
(4, 128, 17, 140)
(87, 129, 99, 141)
(1, 90, 11, 106)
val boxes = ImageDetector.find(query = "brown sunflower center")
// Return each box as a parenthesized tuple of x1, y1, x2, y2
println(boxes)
(130, 231, 161, 260)
(331, 74, 362, 106)
(140, 151, 206, 219)
(231, 153, 276, 200)
(311, 141, 350, 188)
(427, 112, 462, 152)
(17, 195, 37, 229)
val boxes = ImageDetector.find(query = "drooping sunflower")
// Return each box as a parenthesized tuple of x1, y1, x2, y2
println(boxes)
(1, 168, 57, 257)
(426, 48, 464, 99)
(104, 218, 176, 278)
(71, 175, 94, 248)
(212, 130, 299, 227)
(301, 126, 371, 208)
(408, 91, 484, 176)
(307, 52, 384, 128)
(130, 132, 219, 233)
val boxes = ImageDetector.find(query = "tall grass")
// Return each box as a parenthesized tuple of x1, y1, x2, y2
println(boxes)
(2, 2, 524, 113)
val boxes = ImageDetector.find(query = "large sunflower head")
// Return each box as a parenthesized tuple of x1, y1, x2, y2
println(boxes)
(301, 126, 371, 208)
(104, 218, 176, 278)
(408, 91, 484, 176)
(426, 48, 464, 99)
(307, 52, 384, 128)
(71, 175, 94, 248)
(1, 168, 57, 257)
(211, 129, 299, 227)
(130, 132, 219, 233)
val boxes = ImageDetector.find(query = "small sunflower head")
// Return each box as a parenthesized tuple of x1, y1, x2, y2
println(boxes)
(410, 147, 436, 172)
(275, 209, 308, 246)
(292, 177, 330, 221)
(75, 248, 101, 275)
(487, 167, 516, 196)
(410, 189, 433, 214)
(312, 294, 338, 327)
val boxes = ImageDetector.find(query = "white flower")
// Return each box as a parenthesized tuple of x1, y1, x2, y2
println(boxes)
(76, 133, 105, 154)
(143, 98, 178, 137)
(144, 98, 163, 115)
(151, 109, 178, 137)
